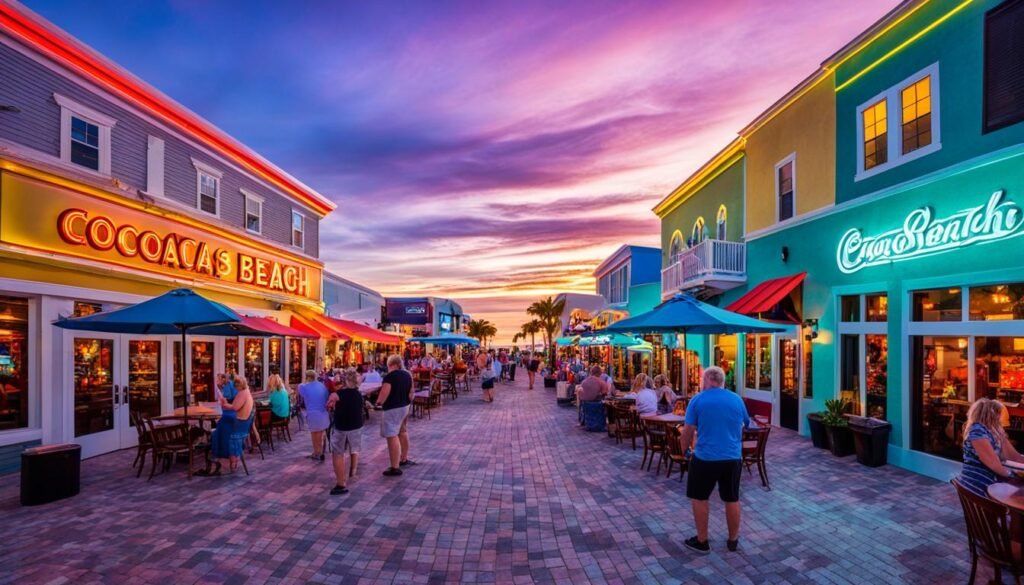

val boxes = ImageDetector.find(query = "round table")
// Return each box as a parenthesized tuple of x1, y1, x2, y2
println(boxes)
(642, 413, 685, 424)
(989, 482, 1024, 511)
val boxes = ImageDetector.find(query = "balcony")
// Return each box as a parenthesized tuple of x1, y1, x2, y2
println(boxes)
(661, 239, 746, 299)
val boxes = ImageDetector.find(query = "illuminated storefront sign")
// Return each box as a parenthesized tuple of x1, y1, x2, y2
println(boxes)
(836, 190, 1024, 274)
(0, 173, 322, 301)
(386, 300, 431, 324)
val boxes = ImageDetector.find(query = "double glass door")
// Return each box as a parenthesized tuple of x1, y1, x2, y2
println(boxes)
(778, 337, 800, 431)
(73, 335, 163, 458)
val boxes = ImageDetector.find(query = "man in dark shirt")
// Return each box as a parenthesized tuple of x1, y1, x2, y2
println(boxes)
(327, 368, 364, 495)
(375, 354, 415, 476)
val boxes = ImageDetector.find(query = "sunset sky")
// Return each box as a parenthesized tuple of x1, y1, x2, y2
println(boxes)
(28, 0, 898, 343)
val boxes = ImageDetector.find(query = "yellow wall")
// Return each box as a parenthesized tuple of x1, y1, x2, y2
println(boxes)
(744, 72, 836, 233)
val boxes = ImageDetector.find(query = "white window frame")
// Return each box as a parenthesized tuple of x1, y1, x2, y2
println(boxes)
(54, 93, 116, 176)
(191, 158, 223, 217)
(716, 205, 728, 240)
(241, 188, 264, 235)
(774, 152, 797, 224)
(291, 210, 305, 249)
(855, 62, 942, 182)
(691, 217, 706, 244)
(836, 293, 889, 417)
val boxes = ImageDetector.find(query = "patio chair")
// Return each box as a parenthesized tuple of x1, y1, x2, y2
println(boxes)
(742, 426, 771, 490)
(581, 401, 606, 432)
(416, 369, 432, 391)
(255, 408, 275, 452)
(269, 412, 292, 444)
(951, 477, 1023, 585)
(129, 409, 153, 478)
(639, 418, 666, 472)
(143, 418, 192, 481)
(613, 404, 641, 450)
(454, 367, 470, 395)
(664, 425, 689, 482)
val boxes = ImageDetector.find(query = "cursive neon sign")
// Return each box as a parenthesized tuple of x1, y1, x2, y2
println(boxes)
(836, 191, 1024, 274)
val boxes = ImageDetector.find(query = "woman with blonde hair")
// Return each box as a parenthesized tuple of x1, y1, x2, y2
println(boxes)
(653, 374, 678, 414)
(630, 373, 652, 394)
(958, 398, 1024, 497)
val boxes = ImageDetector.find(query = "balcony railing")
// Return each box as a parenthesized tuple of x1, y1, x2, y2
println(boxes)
(661, 239, 746, 298)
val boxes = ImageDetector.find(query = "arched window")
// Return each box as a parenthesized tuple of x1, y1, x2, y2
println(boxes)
(669, 231, 683, 263)
(716, 205, 727, 240)
(691, 217, 706, 245)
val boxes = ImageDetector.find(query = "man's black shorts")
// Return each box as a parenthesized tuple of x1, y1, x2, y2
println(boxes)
(686, 457, 742, 502)
(482, 378, 495, 390)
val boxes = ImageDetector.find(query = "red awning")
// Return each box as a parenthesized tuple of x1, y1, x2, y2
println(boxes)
(290, 314, 351, 341)
(239, 315, 318, 339)
(726, 272, 807, 316)
(315, 314, 404, 345)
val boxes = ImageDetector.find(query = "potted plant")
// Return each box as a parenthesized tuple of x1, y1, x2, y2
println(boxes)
(806, 411, 829, 449)
(848, 415, 893, 467)
(821, 398, 855, 457)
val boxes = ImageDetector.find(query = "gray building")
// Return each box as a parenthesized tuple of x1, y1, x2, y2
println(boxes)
(323, 272, 385, 325)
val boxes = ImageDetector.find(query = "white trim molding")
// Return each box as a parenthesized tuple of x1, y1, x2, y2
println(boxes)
(54, 92, 115, 176)
(855, 62, 942, 182)
(145, 135, 165, 197)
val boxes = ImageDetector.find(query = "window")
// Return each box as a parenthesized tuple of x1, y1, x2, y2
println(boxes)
(970, 282, 1024, 320)
(691, 217, 706, 245)
(744, 334, 772, 390)
(901, 76, 933, 154)
(0, 296, 30, 431)
(291, 211, 305, 248)
(862, 99, 888, 170)
(242, 189, 263, 234)
(599, 264, 629, 305)
(984, 0, 1024, 132)
(55, 93, 115, 175)
(775, 155, 795, 222)
(716, 205, 727, 240)
(912, 288, 963, 322)
(73, 302, 102, 318)
(837, 293, 888, 418)
(669, 231, 684, 264)
(865, 293, 889, 322)
(191, 158, 222, 216)
(840, 295, 861, 322)
(856, 63, 941, 180)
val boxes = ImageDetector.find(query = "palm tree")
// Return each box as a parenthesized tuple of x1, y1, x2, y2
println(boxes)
(466, 319, 497, 347)
(512, 320, 542, 351)
(526, 296, 565, 364)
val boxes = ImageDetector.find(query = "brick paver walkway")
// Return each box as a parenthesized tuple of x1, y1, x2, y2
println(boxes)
(1, 376, 978, 584)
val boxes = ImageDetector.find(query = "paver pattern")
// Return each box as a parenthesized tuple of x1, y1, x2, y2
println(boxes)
(0, 375, 979, 584)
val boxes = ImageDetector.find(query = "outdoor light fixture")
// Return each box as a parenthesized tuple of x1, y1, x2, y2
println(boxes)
(781, 246, 789, 262)
(0, 105, 20, 112)
(803, 318, 819, 341)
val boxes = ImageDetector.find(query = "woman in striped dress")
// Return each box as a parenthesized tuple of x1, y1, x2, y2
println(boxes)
(958, 398, 1024, 497)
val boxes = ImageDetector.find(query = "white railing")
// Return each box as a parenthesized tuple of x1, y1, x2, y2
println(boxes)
(661, 239, 746, 297)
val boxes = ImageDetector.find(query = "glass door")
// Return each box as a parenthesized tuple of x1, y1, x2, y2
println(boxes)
(191, 340, 215, 403)
(778, 338, 799, 431)
(124, 339, 161, 447)
(73, 335, 120, 457)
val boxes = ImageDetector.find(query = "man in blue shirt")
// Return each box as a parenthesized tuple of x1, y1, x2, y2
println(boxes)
(680, 366, 750, 554)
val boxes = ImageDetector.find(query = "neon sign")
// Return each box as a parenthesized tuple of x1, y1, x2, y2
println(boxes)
(836, 190, 1024, 274)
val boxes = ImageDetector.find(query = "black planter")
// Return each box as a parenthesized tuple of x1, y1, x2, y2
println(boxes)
(848, 416, 893, 467)
(806, 413, 829, 449)
(825, 425, 855, 457)
(543, 376, 557, 389)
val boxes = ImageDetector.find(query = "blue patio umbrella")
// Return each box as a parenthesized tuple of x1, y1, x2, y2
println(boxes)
(54, 288, 244, 477)
(408, 334, 480, 347)
(554, 336, 580, 347)
(577, 332, 641, 347)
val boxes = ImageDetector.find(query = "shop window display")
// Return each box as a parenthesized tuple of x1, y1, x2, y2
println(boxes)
(840, 334, 861, 415)
(866, 294, 888, 322)
(865, 335, 888, 420)
(840, 295, 860, 322)
(245, 338, 265, 391)
(191, 341, 214, 402)
(268, 337, 282, 376)
(976, 337, 1024, 404)
(305, 339, 317, 373)
(970, 283, 1024, 321)
(913, 288, 962, 322)
(0, 296, 30, 431)
(225, 337, 239, 376)
(744, 335, 773, 391)
(74, 337, 114, 437)
(714, 334, 737, 391)
(127, 340, 160, 424)
(288, 339, 303, 385)
(912, 335, 968, 461)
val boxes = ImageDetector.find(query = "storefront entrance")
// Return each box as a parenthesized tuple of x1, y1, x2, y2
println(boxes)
(73, 334, 163, 458)
(778, 336, 800, 431)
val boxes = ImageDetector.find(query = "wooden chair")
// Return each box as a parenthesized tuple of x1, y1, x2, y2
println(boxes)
(951, 477, 1024, 585)
(613, 405, 641, 450)
(143, 419, 192, 481)
(639, 418, 666, 472)
(664, 425, 689, 482)
(129, 410, 153, 478)
(742, 426, 771, 490)
(270, 412, 292, 444)
(249, 415, 265, 461)
(416, 369, 432, 391)
(255, 408, 275, 452)
(454, 367, 470, 395)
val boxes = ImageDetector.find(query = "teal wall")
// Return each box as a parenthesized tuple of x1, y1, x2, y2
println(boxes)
(743, 145, 1024, 478)
(835, 0, 1024, 203)
(660, 158, 745, 268)
(626, 282, 660, 317)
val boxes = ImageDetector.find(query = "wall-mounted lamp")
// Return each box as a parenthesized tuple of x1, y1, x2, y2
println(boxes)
(781, 246, 789, 263)
(803, 318, 819, 341)
(0, 105, 20, 113)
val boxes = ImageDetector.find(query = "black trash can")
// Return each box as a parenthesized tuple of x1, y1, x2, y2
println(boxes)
(848, 417, 892, 467)
(21, 443, 81, 506)
(806, 412, 829, 449)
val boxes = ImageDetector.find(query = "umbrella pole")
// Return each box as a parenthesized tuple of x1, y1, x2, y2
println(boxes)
(181, 327, 192, 479)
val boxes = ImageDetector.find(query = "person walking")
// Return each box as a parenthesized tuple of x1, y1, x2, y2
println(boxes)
(679, 366, 749, 554)
(327, 368, 364, 495)
(298, 370, 330, 463)
(375, 354, 415, 476)
(481, 350, 499, 402)
(527, 352, 541, 390)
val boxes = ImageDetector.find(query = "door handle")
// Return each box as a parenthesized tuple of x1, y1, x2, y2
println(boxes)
(122, 385, 129, 406)
(113, 384, 120, 406)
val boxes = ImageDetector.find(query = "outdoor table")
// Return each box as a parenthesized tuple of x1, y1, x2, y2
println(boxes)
(359, 383, 382, 397)
(988, 482, 1024, 544)
(642, 413, 685, 424)
(414, 390, 431, 399)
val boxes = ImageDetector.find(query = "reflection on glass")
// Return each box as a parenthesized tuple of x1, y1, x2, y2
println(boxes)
(840, 334, 861, 415)
(757, 335, 772, 389)
(305, 339, 317, 373)
(744, 335, 756, 388)
(268, 338, 282, 376)
(912, 288, 962, 322)
(866, 335, 888, 420)
(977, 337, 1024, 400)
(780, 339, 797, 394)
(970, 283, 1024, 321)
(714, 334, 737, 391)
(245, 338, 264, 391)
(191, 341, 214, 402)
(912, 335, 968, 461)
(288, 339, 303, 385)
(0, 296, 29, 431)
(840, 296, 860, 322)
(74, 338, 114, 437)
(173, 341, 184, 407)
(866, 294, 888, 322)
(225, 337, 239, 376)
(128, 340, 160, 424)
(803, 337, 813, 399)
